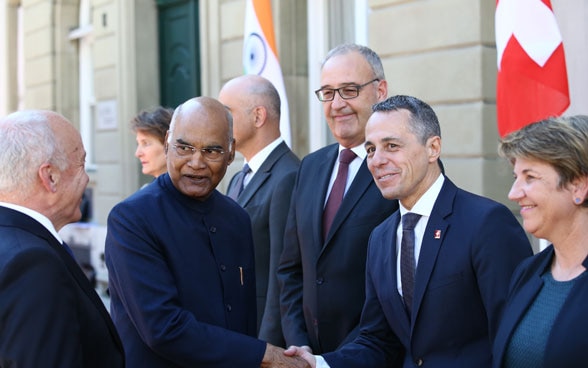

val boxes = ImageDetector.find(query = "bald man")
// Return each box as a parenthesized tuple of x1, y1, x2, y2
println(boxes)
(105, 97, 309, 367)
(0, 110, 124, 367)
(220, 75, 300, 346)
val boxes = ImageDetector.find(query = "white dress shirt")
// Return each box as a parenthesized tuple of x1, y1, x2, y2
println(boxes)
(395, 174, 444, 295)
(324, 144, 366, 206)
(314, 174, 445, 368)
(0, 201, 63, 244)
(241, 137, 283, 188)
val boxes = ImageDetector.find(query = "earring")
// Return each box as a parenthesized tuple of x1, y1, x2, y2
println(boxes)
(575, 198, 582, 204)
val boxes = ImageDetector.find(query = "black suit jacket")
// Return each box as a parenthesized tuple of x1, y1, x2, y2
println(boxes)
(0, 206, 124, 368)
(227, 141, 300, 346)
(278, 143, 398, 353)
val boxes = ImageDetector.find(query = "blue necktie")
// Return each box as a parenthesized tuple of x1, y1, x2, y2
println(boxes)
(228, 163, 251, 200)
(400, 213, 421, 316)
(61, 241, 75, 259)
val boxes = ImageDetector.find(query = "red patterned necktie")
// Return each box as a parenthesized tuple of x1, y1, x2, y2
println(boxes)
(322, 149, 357, 240)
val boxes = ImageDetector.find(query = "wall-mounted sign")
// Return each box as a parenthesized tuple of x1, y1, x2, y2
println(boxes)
(96, 99, 117, 130)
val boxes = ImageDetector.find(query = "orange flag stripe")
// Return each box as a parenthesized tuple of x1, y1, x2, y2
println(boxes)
(252, 0, 278, 59)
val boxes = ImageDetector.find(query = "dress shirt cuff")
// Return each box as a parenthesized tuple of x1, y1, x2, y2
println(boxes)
(316, 355, 330, 368)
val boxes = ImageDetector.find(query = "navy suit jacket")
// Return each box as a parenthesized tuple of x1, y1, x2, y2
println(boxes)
(278, 143, 399, 353)
(227, 141, 300, 346)
(105, 174, 266, 367)
(324, 177, 532, 368)
(493, 246, 588, 367)
(0, 207, 124, 368)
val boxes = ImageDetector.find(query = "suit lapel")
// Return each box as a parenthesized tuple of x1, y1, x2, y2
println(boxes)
(238, 142, 288, 206)
(238, 171, 269, 206)
(1, 207, 124, 351)
(494, 252, 550, 363)
(385, 213, 413, 337)
(314, 145, 339, 247)
(411, 179, 455, 325)
(323, 159, 373, 246)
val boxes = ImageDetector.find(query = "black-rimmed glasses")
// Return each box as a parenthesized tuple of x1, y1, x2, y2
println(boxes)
(172, 143, 226, 162)
(315, 78, 380, 102)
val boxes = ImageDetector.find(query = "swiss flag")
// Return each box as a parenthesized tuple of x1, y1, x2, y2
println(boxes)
(495, 0, 570, 137)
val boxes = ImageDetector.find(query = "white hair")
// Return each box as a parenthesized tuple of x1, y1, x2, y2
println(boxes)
(0, 111, 67, 196)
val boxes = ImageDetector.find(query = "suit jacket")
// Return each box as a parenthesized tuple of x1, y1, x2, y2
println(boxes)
(324, 177, 533, 368)
(493, 246, 588, 367)
(227, 141, 300, 346)
(105, 174, 266, 368)
(0, 206, 124, 368)
(278, 143, 399, 353)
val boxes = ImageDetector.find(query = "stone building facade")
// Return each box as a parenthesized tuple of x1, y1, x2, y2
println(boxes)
(1, 0, 587, 227)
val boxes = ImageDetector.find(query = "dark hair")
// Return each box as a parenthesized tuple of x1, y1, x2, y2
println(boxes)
(130, 106, 174, 144)
(372, 95, 441, 144)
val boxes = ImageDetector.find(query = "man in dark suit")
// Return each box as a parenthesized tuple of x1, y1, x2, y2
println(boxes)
(105, 96, 308, 367)
(286, 95, 533, 367)
(0, 110, 124, 367)
(277, 44, 399, 354)
(219, 74, 300, 346)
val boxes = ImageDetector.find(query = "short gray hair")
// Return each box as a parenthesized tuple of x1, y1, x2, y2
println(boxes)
(246, 77, 281, 123)
(322, 43, 386, 81)
(0, 111, 67, 195)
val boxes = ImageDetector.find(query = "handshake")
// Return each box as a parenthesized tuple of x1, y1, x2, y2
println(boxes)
(261, 344, 317, 368)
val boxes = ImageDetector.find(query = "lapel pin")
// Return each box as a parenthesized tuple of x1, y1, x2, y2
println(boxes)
(434, 230, 441, 239)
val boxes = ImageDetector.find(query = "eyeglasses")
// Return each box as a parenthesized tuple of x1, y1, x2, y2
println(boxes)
(314, 78, 380, 102)
(172, 143, 226, 162)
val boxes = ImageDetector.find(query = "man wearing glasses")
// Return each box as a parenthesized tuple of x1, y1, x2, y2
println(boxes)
(105, 97, 309, 367)
(278, 44, 399, 354)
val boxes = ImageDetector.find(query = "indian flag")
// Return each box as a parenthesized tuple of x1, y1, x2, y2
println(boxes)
(243, 0, 291, 146)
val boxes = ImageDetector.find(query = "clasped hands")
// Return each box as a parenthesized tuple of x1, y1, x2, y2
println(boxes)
(261, 343, 317, 368)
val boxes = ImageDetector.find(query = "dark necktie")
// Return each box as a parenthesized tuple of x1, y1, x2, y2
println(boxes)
(400, 213, 421, 316)
(228, 163, 251, 200)
(322, 149, 357, 240)
(62, 241, 75, 259)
